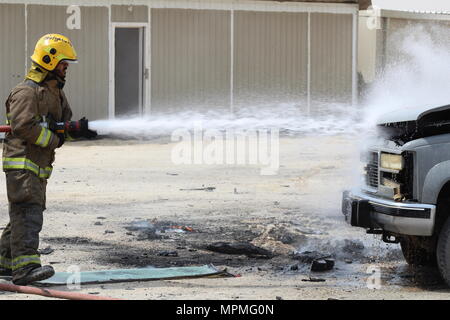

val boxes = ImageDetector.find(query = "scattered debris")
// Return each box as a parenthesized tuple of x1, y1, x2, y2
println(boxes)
(180, 186, 216, 192)
(205, 242, 273, 258)
(126, 220, 162, 240)
(251, 224, 306, 256)
(294, 227, 324, 235)
(125, 220, 195, 240)
(292, 250, 335, 272)
(320, 166, 336, 170)
(342, 239, 365, 254)
(168, 225, 195, 233)
(302, 277, 326, 282)
(279, 234, 294, 245)
(233, 188, 249, 195)
(137, 232, 163, 241)
(292, 251, 332, 263)
(39, 246, 54, 255)
(126, 220, 155, 232)
(290, 264, 299, 271)
(311, 259, 335, 272)
(158, 251, 178, 257)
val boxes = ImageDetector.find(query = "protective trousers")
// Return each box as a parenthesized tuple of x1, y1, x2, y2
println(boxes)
(0, 170, 46, 276)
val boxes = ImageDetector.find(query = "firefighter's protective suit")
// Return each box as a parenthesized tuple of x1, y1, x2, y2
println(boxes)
(1, 34, 76, 284)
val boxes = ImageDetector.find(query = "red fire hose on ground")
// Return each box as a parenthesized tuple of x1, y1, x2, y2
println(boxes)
(0, 282, 121, 300)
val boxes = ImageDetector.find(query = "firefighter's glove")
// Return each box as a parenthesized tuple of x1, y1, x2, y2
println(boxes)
(56, 132, 65, 148)
(79, 117, 98, 139)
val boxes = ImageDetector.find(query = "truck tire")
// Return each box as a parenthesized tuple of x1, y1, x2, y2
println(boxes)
(437, 217, 450, 286)
(400, 236, 436, 266)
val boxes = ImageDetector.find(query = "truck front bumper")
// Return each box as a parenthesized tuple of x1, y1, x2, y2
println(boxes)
(342, 190, 436, 236)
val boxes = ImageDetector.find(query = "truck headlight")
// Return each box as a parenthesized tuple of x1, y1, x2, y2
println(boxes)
(380, 152, 403, 171)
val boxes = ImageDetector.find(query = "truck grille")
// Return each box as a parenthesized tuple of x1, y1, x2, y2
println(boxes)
(365, 152, 379, 188)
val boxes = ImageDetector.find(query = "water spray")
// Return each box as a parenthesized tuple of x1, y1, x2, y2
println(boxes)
(88, 103, 363, 139)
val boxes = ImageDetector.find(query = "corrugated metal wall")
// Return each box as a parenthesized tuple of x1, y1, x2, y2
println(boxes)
(0, 4, 25, 125)
(27, 5, 109, 120)
(234, 11, 308, 107)
(111, 5, 148, 22)
(151, 8, 353, 111)
(0, 1, 357, 120)
(151, 9, 231, 112)
(311, 13, 353, 104)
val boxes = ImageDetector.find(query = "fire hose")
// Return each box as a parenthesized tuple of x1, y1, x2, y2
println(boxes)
(0, 118, 97, 138)
(1, 120, 86, 134)
(0, 282, 121, 300)
(0, 125, 12, 133)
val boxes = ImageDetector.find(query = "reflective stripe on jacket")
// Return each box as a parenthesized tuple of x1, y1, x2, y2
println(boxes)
(2, 78, 73, 179)
(2, 157, 52, 179)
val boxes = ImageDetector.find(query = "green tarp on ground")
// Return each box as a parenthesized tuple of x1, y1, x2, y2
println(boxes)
(36, 264, 228, 286)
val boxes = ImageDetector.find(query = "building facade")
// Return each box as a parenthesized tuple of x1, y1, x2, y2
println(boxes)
(0, 0, 361, 124)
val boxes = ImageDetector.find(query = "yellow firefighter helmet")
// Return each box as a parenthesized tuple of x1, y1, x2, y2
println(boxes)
(30, 34, 77, 71)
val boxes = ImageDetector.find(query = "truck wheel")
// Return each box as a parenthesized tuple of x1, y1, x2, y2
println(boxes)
(437, 217, 450, 286)
(400, 236, 436, 266)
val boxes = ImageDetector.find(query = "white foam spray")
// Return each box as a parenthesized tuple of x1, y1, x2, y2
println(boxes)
(363, 24, 450, 129)
(90, 24, 449, 140)
(89, 103, 362, 139)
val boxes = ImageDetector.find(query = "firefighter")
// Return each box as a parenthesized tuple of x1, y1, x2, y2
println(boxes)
(0, 34, 96, 285)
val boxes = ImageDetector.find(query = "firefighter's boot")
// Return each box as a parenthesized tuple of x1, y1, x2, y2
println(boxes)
(0, 268, 12, 277)
(12, 265, 54, 285)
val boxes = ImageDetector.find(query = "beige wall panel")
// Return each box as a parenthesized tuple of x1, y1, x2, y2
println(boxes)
(234, 11, 308, 107)
(151, 9, 230, 112)
(111, 5, 148, 23)
(27, 5, 109, 120)
(0, 4, 25, 125)
(358, 16, 377, 83)
(311, 12, 353, 104)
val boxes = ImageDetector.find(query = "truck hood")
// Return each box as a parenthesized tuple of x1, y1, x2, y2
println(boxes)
(376, 104, 450, 125)
(376, 103, 450, 144)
